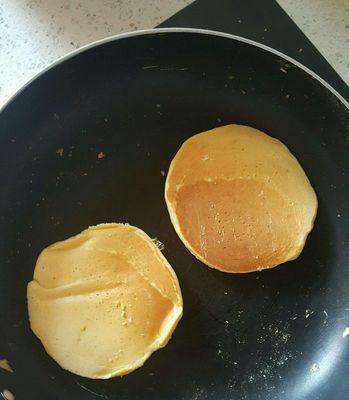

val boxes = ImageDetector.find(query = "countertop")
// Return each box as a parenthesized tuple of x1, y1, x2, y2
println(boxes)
(0, 0, 348, 107)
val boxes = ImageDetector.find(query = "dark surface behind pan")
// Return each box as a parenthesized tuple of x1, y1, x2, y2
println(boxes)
(0, 31, 348, 400)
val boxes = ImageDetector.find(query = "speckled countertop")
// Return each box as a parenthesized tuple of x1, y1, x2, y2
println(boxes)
(0, 0, 348, 107)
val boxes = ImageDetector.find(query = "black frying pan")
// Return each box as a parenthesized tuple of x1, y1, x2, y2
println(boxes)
(0, 29, 348, 400)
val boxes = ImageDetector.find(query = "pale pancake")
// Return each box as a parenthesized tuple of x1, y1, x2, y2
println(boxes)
(27, 223, 182, 379)
(165, 124, 317, 273)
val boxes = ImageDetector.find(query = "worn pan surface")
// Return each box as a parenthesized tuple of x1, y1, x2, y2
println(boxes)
(0, 29, 348, 400)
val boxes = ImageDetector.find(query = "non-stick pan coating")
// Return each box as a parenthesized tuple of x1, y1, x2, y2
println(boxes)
(0, 30, 348, 400)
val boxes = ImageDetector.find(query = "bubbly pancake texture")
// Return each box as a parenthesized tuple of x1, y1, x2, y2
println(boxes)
(165, 124, 317, 273)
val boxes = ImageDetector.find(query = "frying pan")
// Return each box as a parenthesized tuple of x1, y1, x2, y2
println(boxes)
(0, 28, 348, 400)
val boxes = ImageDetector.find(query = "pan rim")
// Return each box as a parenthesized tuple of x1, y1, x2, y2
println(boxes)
(0, 27, 348, 114)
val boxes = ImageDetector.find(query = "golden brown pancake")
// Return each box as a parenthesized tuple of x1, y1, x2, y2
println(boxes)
(27, 223, 182, 379)
(165, 124, 317, 273)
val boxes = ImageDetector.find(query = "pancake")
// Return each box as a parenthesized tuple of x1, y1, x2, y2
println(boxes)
(165, 124, 317, 273)
(27, 223, 183, 379)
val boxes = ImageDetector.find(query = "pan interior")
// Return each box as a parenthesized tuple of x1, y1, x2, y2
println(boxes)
(0, 31, 348, 400)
